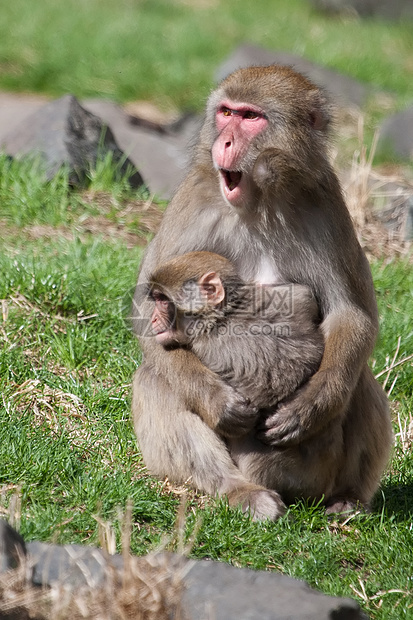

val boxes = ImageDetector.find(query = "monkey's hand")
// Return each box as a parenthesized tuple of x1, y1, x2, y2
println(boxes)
(215, 390, 259, 438)
(180, 360, 259, 437)
(252, 148, 311, 193)
(256, 369, 347, 446)
(256, 396, 311, 446)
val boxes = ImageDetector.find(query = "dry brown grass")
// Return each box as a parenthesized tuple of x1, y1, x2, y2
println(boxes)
(78, 192, 164, 248)
(341, 115, 412, 261)
(0, 552, 187, 620)
(0, 194, 164, 249)
(11, 379, 86, 433)
(0, 504, 189, 620)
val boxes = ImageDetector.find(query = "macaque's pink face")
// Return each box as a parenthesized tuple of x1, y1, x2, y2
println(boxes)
(211, 101, 268, 207)
(151, 290, 177, 346)
(150, 269, 225, 347)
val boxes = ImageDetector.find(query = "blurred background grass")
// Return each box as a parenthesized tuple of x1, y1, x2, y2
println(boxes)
(0, 0, 412, 112)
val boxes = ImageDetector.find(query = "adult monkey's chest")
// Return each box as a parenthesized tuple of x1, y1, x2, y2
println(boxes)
(227, 227, 285, 286)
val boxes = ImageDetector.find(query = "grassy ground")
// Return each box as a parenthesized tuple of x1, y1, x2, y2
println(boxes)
(0, 1, 413, 618)
(0, 155, 412, 619)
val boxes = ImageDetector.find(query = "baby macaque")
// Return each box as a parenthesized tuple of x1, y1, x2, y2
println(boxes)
(149, 250, 323, 436)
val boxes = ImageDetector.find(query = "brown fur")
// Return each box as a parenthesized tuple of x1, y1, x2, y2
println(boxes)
(132, 65, 393, 520)
(150, 251, 323, 426)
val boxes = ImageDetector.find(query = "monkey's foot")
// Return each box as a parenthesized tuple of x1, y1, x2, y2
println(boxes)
(325, 498, 365, 518)
(228, 487, 286, 521)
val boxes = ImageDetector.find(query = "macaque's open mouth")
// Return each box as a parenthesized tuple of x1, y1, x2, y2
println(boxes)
(221, 169, 242, 192)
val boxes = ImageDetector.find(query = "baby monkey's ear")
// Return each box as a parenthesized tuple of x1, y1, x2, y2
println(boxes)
(198, 272, 225, 305)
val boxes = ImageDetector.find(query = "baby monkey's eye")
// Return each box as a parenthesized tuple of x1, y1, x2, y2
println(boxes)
(221, 107, 232, 116)
(151, 288, 168, 302)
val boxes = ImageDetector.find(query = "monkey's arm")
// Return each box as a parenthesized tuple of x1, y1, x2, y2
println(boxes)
(257, 298, 378, 446)
(252, 153, 379, 447)
(140, 340, 258, 437)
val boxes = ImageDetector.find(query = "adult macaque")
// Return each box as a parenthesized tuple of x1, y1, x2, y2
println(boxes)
(132, 65, 392, 519)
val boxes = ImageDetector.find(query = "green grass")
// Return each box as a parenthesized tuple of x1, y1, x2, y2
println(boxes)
(0, 0, 413, 112)
(0, 155, 412, 619)
(0, 3, 413, 617)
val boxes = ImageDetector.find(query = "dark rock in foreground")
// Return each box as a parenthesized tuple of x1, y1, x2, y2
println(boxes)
(0, 520, 368, 620)
(0, 520, 26, 573)
(215, 44, 371, 107)
(184, 558, 367, 619)
(0, 95, 146, 189)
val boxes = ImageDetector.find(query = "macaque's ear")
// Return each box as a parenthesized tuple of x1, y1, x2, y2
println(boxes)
(308, 91, 330, 132)
(309, 108, 329, 131)
(198, 272, 225, 305)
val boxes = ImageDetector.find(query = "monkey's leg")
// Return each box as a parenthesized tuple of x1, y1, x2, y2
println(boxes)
(326, 367, 393, 515)
(132, 364, 286, 521)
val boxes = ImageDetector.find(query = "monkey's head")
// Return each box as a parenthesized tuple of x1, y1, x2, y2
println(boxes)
(149, 251, 240, 348)
(202, 64, 332, 210)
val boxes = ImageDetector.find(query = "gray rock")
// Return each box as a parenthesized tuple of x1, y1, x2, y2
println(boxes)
(27, 541, 124, 588)
(0, 520, 26, 572)
(0, 92, 200, 199)
(372, 182, 413, 241)
(378, 106, 413, 160)
(83, 99, 201, 200)
(184, 558, 368, 619)
(310, 0, 413, 19)
(0, 92, 48, 141)
(0, 95, 145, 189)
(0, 521, 368, 619)
(215, 44, 371, 107)
(26, 544, 368, 619)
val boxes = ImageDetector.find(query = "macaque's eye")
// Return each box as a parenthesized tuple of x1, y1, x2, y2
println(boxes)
(151, 289, 170, 305)
(157, 297, 170, 309)
(220, 106, 232, 117)
(243, 110, 259, 120)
